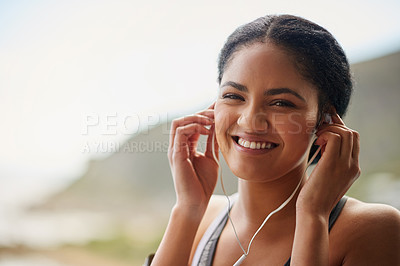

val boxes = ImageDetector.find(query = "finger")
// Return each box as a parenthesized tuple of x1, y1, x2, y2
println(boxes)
(331, 113, 346, 126)
(196, 109, 215, 120)
(196, 102, 215, 120)
(352, 130, 360, 160)
(207, 101, 216, 110)
(316, 125, 353, 158)
(317, 122, 348, 132)
(169, 115, 214, 153)
(173, 114, 214, 129)
(172, 124, 211, 161)
(176, 123, 211, 139)
(315, 131, 342, 161)
(188, 133, 201, 158)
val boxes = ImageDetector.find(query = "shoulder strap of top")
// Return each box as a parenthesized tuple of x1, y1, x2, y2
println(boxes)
(191, 194, 238, 266)
(283, 196, 348, 266)
(328, 196, 348, 232)
(192, 195, 348, 266)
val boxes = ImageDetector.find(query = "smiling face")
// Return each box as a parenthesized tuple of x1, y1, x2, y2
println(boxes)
(215, 42, 319, 182)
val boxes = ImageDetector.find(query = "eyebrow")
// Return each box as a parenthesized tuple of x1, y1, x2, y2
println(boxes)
(220, 81, 306, 102)
(266, 88, 306, 102)
(221, 81, 248, 92)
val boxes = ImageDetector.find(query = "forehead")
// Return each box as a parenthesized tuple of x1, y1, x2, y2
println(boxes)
(221, 43, 317, 96)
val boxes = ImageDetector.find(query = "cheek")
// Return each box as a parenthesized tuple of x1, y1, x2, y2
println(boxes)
(214, 101, 225, 136)
(272, 113, 317, 159)
(272, 112, 317, 136)
(214, 104, 229, 144)
(214, 103, 238, 150)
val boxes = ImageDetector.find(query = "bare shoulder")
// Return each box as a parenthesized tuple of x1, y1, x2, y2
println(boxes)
(340, 197, 400, 235)
(197, 195, 228, 235)
(331, 197, 400, 265)
(188, 195, 228, 263)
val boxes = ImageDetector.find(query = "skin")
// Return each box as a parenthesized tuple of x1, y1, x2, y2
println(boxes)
(151, 42, 400, 266)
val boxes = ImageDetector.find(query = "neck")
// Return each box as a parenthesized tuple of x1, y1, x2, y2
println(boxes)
(233, 162, 307, 226)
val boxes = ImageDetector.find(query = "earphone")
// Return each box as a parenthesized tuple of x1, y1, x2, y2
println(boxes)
(210, 112, 332, 265)
(324, 113, 333, 125)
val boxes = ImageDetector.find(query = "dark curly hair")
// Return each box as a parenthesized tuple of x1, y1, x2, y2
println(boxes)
(217, 14, 353, 162)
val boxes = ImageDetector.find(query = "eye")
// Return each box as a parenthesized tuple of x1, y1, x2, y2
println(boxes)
(271, 100, 295, 108)
(222, 93, 244, 101)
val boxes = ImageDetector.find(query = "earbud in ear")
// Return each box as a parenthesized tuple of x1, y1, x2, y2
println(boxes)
(324, 113, 333, 124)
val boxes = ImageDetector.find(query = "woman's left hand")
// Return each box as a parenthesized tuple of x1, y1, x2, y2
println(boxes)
(296, 113, 361, 218)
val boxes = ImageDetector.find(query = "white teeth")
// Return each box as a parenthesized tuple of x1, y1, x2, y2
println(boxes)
(250, 142, 256, 149)
(244, 141, 250, 148)
(237, 137, 275, 150)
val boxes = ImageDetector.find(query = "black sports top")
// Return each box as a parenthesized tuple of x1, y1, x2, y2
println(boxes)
(191, 195, 348, 266)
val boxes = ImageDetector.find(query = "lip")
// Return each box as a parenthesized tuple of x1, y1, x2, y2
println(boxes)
(231, 134, 279, 155)
(234, 133, 276, 143)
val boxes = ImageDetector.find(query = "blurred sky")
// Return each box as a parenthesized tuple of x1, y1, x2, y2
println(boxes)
(1, 0, 400, 187)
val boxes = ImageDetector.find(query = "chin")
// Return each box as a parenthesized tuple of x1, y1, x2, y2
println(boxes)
(223, 151, 307, 183)
(223, 155, 280, 182)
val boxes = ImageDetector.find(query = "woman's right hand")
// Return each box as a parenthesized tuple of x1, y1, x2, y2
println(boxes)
(168, 103, 219, 213)
(151, 104, 219, 266)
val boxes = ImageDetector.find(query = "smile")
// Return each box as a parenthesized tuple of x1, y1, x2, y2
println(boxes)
(233, 136, 278, 150)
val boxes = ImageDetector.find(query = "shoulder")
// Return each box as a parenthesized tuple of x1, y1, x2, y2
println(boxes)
(188, 195, 228, 263)
(196, 195, 228, 237)
(340, 197, 400, 238)
(331, 197, 400, 265)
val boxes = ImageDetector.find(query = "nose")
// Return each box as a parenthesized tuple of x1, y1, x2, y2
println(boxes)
(237, 105, 268, 133)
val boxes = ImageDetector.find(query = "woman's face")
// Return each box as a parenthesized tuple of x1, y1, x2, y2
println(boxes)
(215, 43, 319, 182)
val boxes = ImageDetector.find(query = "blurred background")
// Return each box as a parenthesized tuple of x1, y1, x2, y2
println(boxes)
(1, 0, 399, 265)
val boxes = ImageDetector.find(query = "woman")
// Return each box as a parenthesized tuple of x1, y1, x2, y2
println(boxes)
(150, 14, 400, 265)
